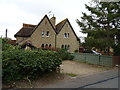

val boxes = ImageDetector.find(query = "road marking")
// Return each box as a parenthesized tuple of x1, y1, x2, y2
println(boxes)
(73, 75, 119, 89)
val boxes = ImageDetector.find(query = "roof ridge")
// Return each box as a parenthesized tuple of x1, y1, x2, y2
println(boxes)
(56, 18, 67, 26)
(55, 18, 68, 34)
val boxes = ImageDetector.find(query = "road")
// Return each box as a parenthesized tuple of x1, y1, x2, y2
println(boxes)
(84, 76, 118, 88)
(43, 68, 119, 89)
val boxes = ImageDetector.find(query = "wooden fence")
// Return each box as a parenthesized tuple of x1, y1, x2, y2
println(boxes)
(72, 53, 113, 66)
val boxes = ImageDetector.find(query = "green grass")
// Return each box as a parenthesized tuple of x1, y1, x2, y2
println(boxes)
(64, 73, 77, 77)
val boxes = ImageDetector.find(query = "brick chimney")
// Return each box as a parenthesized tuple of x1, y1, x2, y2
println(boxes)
(50, 15, 56, 28)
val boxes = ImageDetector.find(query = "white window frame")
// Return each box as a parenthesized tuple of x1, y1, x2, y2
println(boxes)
(64, 33, 67, 38)
(42, 31, 44, 37)
(64, 33, 69, 38)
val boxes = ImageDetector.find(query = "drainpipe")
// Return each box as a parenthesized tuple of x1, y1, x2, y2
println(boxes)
(55, 34, 57, 48)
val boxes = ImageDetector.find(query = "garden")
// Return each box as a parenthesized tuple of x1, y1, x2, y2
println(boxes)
(2, 38, 74, 86)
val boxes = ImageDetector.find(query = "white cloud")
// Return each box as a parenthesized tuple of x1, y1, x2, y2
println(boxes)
(0, 0, 91, 39)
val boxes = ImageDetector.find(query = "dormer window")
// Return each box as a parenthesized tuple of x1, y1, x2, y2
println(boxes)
(42, 31, 44, 37)
(46, 31, 49, 37)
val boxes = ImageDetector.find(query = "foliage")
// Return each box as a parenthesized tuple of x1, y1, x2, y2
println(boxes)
(65, 73, 77, 77)
(76, 1, 120, 55)
(2, 49, 62, 82)
(74, 50, 79, 53)
(112, 44, 120, 56)
(58, 49, 74, 60)
(2, 38, 20, 51)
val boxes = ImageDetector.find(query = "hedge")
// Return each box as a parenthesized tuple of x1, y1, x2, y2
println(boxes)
(2, 49, 62, 82)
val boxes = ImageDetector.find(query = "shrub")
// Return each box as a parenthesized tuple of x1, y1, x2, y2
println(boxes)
(2, 38, 20, 51)
(113, 44, 120, 56)
(2, 49, 62, 82)
(58, 49, 74, 60)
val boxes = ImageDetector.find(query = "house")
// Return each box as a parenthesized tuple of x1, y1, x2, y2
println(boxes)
(6, 40, 16, 46)
(14, 15, 80, 53)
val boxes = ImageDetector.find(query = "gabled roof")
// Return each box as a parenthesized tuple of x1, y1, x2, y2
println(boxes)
(15, 15, 57, 37)
(14, 26, 35, 37)
(56, 18, 67, 34)
(56, 18, 80, 41)
(14, 15, 80, 41)
(32, 15, 56, 34)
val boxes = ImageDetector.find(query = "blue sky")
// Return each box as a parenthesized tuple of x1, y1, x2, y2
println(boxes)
(0, 0, 92, 39)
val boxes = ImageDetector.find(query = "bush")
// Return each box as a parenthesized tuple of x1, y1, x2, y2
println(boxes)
(2, 49, 62, 82)
(113, 44, 120, 56)
(58, 49, 74, 60)
(2, 38, 20, 51)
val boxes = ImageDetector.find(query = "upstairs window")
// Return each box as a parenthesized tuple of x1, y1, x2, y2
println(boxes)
(64, 33, 67, 38)
(67, 33, 69, 37)
(64, 33, 69, 38)
(46, 31, 49, 37)
(42, 31, 44, 37)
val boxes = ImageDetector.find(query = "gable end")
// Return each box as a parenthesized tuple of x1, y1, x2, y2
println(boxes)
(31, 15, 57, 35)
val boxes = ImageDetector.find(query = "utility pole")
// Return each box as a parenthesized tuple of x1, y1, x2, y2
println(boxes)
(5, 29, 8, 38)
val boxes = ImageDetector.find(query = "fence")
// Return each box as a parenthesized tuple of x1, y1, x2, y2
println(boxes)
(72, 53, 113, 66)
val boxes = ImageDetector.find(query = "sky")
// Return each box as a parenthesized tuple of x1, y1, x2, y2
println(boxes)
(0, 0, 92, 39)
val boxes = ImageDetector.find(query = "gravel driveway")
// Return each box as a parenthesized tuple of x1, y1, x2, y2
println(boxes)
(60, 60, 114, 77)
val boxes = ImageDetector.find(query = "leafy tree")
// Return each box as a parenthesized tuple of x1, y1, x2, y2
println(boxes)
(76, 1, 120, 55)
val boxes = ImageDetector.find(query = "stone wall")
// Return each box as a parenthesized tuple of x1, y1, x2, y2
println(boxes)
(56, 22, 79, 53)
(30, 17, 56, 48)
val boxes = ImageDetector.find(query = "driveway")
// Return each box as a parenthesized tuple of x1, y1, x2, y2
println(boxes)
(60, 60, 114, 77)
(42, 67, 118, 88)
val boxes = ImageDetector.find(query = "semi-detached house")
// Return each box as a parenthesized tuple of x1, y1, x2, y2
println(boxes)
(14, 15, 80, 53)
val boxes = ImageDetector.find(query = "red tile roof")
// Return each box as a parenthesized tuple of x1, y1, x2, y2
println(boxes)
(6, 40, 16, 45)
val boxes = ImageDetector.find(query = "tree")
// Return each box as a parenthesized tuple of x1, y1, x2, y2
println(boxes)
(76, 1, 120, 55)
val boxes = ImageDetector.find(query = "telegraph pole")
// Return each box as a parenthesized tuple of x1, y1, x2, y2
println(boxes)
(5, 29, 8, 38)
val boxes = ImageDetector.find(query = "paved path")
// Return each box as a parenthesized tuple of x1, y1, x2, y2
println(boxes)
(42, 68, 119, 88)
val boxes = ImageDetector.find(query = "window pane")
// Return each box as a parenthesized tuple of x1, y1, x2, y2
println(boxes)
(41, 44, 44, 48)
(64, 33, 67, 38)
(42, 31, 44, 37)
(45, 44, 48, 47)
(67, 33, 69, 37)
(46, 31, 49, 37)
(61, 45, 64, 48)
(49, 44, 51, 47)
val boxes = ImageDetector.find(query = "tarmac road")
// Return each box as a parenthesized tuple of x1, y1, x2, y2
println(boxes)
(43, 68, 119, 89)
(83, 76, 118, 88)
